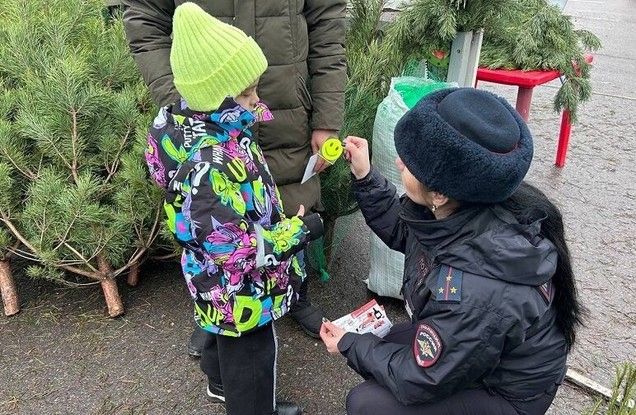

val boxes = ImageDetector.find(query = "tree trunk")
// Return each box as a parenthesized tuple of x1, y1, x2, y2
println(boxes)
(0, 259, 19, 316)
(126, 261, 140, 287)
(97, 255, 124, 318)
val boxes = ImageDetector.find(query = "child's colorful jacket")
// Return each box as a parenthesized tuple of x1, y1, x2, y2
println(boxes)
(145, 98, 312, 337)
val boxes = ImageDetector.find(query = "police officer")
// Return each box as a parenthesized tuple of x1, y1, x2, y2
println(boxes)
(321, 88, 583, 415)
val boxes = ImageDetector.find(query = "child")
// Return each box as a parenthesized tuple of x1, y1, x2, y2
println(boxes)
(144, 4, 322, 414)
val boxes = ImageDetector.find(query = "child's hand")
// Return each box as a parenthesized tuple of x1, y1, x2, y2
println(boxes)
(344, 136, 371, 180)
(296, 204, 305, 217)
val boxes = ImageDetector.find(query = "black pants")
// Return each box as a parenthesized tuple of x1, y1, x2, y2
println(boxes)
(292, 277, 310, 307)
(200, 324, 277, 415)
(346, 323, 556, 415)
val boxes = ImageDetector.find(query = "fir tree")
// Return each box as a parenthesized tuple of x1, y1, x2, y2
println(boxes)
(584, 363, 636, 415)
(0, 0, 162, 316)
(0, 202, 18, 316)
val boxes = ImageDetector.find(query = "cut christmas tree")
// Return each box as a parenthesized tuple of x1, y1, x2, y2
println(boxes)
(0, 220, 19, 316)
(0, 0, 163, 317)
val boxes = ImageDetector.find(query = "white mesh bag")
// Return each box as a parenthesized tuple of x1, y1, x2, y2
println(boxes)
(367, 78, 409, 299)
(366, 76, 454, 298)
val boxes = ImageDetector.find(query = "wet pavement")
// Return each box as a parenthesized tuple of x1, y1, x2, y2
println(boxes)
(1, 0, 634, 414)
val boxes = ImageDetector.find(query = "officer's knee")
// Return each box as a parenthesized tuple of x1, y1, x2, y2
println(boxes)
(346, 383, 373, 415)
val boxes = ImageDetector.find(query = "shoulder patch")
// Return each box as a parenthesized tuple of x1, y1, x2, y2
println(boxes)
(413, 323, 443, 368)
(537, 280, 553, 304)
(435, 265, 463, 303)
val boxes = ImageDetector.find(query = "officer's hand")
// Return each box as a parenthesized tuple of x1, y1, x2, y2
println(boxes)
(320, 320, 347, 355)
(343, 136, 371, 180)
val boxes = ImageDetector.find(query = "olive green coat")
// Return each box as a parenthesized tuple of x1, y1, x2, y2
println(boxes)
(122, 0, 347, 213)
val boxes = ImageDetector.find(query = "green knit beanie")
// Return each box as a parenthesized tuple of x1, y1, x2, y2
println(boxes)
(170, 2, 267, 111)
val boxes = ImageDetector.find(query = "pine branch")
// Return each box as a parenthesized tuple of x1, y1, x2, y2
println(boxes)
(145, 202, 163, 247)
(39, 205, 47, 247)
(52, 209, 81, 251)
(0, 213, 99, 280)
(62, 241, 100, 274)
(104, 127, 131, 184)
(0, 148, 37, 180)
(8, 246, 86, 266)
(114, 202, 163, 277)
(3, 241, 20, 261)
(70, 109, 79, 183)
(575, 29, 602, 51)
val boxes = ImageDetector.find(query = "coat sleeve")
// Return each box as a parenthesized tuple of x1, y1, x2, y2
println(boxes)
(337, 303, 509, 405)
(303, 0, 347, 131)
(122, 0, 179, 106)
(352, 167, 408, 253)
(185, 165, 311, 276)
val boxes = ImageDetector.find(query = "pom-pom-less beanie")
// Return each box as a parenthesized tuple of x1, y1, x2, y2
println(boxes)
(170, 2, 267, 111)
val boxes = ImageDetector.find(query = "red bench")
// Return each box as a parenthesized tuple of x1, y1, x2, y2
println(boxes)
(475, 58, 592, 167)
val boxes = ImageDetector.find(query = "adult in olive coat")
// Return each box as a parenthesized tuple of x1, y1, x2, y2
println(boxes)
(122, 0, 346, 215)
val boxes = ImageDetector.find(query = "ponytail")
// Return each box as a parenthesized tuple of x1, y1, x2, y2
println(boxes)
(501, 182, 585, 350)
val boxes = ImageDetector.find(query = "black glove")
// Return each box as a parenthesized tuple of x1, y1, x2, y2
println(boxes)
(300, 213, 324, 242)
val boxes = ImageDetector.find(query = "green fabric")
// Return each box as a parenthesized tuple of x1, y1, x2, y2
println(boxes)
(122, 0, 346, 214)
(394, 79, 450, 109)
(170, 3, 267, 111)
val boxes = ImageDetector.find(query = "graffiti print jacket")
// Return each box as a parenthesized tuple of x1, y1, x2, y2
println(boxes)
(145, 98, 322, 337)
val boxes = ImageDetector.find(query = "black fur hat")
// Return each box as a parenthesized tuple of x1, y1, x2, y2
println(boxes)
(394, 88, 533, 203)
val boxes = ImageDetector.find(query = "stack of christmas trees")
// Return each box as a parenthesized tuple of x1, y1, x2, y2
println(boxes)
(0, 0, 162, 316)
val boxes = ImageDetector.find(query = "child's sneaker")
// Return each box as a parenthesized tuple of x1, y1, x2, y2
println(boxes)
(206, 382, 225, 403)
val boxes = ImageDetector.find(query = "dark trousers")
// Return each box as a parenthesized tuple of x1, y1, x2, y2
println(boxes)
(346, 323, 556, 415)
(200, 324, 277, 415)
(293, 277, 310, 307)
(293, 251, 309, 306)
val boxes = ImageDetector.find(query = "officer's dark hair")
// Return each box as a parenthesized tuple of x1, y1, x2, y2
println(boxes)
(501, 182, 585, 350)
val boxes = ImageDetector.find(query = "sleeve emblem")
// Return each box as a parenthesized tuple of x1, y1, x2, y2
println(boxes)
(413, 323, 443, 368)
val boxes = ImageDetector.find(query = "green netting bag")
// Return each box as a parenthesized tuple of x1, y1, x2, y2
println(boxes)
(394, 78, 451, 109)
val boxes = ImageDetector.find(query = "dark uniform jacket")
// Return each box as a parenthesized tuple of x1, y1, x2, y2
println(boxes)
(122, 0, 347, 214)
(338, 168, 568, 406)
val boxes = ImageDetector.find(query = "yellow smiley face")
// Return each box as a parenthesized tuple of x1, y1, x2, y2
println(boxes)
(320, 137, 343, 163)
